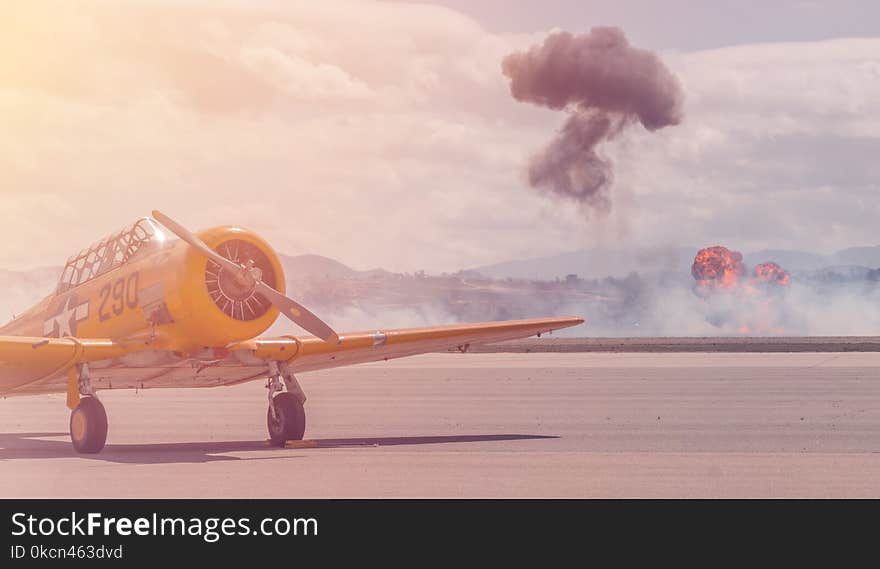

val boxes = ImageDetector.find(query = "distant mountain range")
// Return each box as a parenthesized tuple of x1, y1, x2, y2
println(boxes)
(0, 267, 61, 321)
(4, 247, 880, 336)
(747, 247, 880, 272)
(471, 246, 880, 280)
(6, 244, 880, 297)
(279, 254, 388, 281)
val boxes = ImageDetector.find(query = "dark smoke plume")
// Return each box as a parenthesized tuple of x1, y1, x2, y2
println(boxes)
(502, 27, 684, 208)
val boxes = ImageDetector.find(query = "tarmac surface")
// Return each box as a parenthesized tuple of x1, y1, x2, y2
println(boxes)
(2, 351, 879, 498)
(473, 336, 880, 352)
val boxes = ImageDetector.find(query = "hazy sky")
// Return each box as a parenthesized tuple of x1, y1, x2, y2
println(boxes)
(2, 0, 879, 272)
(405, 1, 880, 49)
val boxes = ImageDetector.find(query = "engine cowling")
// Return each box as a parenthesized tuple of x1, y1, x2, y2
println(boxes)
(163, 226, 286, 348)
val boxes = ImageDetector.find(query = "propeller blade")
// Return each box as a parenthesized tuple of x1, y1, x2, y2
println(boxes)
(151, 210, 241, 274)
(254, 281, 339, 343)
(152, 210, 340, 343)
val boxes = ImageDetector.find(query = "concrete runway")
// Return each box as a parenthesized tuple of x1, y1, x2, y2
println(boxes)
(2, 352, 879, 498)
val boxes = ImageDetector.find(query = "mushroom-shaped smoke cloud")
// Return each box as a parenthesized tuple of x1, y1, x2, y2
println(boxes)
(502, 27, 684, 209)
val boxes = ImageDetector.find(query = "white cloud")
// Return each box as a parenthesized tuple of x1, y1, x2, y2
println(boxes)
(239, 47, 374, 102)
(608, 37, 880, 255)
(0, 1, 878, 274)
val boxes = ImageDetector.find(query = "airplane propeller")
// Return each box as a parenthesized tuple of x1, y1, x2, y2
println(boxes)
(152, 210, 339, 343)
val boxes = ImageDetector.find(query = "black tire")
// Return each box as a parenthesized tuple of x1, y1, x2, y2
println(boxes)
(267, 392, 306, 446)
(70, 397, 108, 454)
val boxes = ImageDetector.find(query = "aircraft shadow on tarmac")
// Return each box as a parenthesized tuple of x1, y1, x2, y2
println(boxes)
(0, 432, 558, 465)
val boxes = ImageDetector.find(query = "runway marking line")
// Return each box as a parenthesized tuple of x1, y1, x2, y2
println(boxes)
(263, 439, 319, 448)
(282, 440, 319, 449)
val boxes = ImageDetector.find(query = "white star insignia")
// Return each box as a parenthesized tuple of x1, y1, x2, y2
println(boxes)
(43, 296, 90, 338)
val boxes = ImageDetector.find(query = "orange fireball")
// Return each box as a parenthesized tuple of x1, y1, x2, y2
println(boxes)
(691, 246, 744, 290)
(752, 262, 791, 287)
(691, 246, 792, 335)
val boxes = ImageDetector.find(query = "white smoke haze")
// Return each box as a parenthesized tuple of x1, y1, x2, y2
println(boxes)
(6, 259, 880, 338)
(556, 272, 880, 337)
(776, 283, 880, 335)
(0, 268, 58, 323)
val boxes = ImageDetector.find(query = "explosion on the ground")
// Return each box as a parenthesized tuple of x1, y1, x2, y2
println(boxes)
(752, 262, 791, 287)
(691, 246, 745, 291)
(691, 246, 791, 333)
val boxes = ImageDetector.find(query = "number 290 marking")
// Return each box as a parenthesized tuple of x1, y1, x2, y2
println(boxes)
(98, 272, 139, 322)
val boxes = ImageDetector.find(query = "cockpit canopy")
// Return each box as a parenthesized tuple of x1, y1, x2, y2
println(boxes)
(56, 218, 166, 294)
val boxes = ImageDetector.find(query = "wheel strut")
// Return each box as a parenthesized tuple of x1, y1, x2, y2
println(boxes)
(68, 363, 108, 454)
(266, 362, 307, 445)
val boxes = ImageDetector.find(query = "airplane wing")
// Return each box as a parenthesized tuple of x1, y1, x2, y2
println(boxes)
(230, 316, 585, 373)
(1, 317, 583, 396)
(0, 336, 131, 395)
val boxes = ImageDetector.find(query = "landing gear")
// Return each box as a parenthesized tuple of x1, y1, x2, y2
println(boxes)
(68, 362, 108, 454)
(267, 393, 306, 446)
(266, 362, 307, 446)
(70, 397, 108, 453)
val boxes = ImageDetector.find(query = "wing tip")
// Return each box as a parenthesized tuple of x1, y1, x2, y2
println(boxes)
(553, 316, 585, 328)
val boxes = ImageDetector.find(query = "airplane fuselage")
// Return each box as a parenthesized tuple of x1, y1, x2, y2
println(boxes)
(0, 225, 285, 354)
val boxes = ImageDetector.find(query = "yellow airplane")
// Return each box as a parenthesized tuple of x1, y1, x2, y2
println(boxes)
(0, 211, 583, 453)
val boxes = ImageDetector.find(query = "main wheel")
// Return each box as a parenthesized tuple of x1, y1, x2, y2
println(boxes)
(267, 392, 306, 446)
(70, 397, 108, 454)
